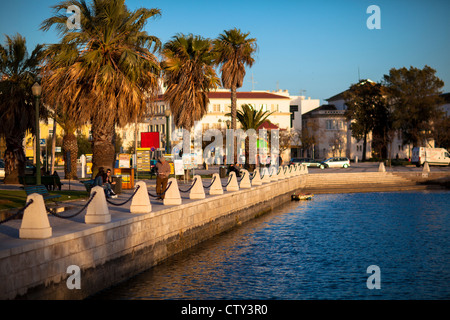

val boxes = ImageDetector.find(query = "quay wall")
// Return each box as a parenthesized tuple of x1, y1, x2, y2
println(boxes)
(1, 169, 448, 300)
(1, 172, 307, 300)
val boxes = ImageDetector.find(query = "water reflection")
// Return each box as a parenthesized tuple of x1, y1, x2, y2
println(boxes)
(91, 191, 450, 300)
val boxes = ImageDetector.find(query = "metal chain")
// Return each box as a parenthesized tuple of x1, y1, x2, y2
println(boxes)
(148, 181, 172, 198)
(222, 175, 232, 187)
(202, 176, 216, 188)
(106, 185, 140, 206)
(47, 191, 98, 219)
(178, 178, 197, 193)
(0, 199, 34, 225)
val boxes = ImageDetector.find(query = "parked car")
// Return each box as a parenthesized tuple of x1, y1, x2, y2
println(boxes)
(0, 159, 5, 178)
(290, 158, 308, 165)
(290, 158, 322, 167)
(320, 157, 350, 169)
(24, 161, 36, 175)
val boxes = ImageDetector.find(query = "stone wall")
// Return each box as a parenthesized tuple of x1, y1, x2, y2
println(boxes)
(0, 169, 307, 300)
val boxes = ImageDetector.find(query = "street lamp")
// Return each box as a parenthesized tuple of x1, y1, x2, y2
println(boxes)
(164, 108, 171, 155)
(32, 82, 42, 185)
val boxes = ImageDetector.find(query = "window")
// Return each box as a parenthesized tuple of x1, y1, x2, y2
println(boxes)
(326, 120, 344, 130)
(212, 104, 221, 112)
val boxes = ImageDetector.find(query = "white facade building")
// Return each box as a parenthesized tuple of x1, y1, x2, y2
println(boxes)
(121, 88, 293, 163)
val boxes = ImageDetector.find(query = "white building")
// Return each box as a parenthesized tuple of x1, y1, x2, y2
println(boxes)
(121, 88, 293, 163)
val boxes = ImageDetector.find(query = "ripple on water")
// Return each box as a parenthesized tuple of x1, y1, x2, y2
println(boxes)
(90, 191, 450, 300)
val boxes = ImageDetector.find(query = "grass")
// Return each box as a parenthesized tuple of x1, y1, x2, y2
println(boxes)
(0, 190, 89, 211)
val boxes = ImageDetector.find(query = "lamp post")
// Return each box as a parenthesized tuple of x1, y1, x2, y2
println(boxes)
(32, 82, 42, 185)
(164, 108, 171, 155)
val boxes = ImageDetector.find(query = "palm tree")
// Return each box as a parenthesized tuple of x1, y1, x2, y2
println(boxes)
(162, 33, 220, 131)
(226, 104, 272, 170)
(41, 0, 161, 174)
(214, 28, 257, 130)
(231, 104, 273, 131)
(0, 34, 44, 184)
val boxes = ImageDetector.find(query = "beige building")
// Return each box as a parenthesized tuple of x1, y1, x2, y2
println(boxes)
(124, 88, 294, 163)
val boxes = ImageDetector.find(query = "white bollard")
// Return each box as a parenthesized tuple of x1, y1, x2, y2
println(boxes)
(250, 168, 262, 186)
(226, 171, 239, 192)
(278, 166, 286, 180)
(130, 181, 152, 214)
(190, 175, 206, 199)
(261, 167, 271, 184)
(303, 164, 309, 174)
(164, 177, 182, 205)
(269, 166, 278, 181)
(423, 161, 430, 173)
(209, 173, 223, 195)
(378, 162, 386, 172)
(19, 193, 52, 239)
(239, 169, 252, 189)
(85, 186, 111, 224)
(289, 165, 295, 178)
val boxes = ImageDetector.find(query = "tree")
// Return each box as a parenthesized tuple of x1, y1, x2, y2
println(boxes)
(343, 80, 389, 161)
(226, 104, 272, 170)
(383, 65, 444, 147)
(214, 28, 257, 131)
(41, 0, 161, 174)
(162, 33, 219, 130)
(0, 34, 44, 183)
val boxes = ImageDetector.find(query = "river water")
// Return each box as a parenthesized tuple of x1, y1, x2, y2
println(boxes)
(91, 190, 450, 300)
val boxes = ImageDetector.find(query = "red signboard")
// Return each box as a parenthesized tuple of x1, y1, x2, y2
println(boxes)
(141, 132, 160, 149)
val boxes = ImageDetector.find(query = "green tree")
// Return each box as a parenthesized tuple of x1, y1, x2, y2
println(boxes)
(0, 34, 44, 183)
(343, 80, 389, 161)
(162, 33, 219, 130)
(226, 104, 272, 170)
(214, 28, 257, 131)
(383, 65, 444, 147)
(41, 0, 161, 175)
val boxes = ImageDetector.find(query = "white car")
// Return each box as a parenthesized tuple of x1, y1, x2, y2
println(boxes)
(0, 160, 5, 178)
(320, 157, 350, 169)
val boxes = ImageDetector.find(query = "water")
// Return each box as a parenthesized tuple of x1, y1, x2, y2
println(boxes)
(91, 190, 450, 300)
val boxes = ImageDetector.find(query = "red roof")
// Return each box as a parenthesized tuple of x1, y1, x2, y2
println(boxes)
(209, 91, 290, 100)
(258, 121, 279, 130)
(156, 91, 290, 101)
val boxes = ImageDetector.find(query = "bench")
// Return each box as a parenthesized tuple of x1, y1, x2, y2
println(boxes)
(24, 185, 61, 201)
(19, 175, 63, 191)
(81, 180, 95, 193)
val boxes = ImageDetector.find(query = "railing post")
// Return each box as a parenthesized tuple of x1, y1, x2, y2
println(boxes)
(209, 173, 223, 195)
(190, 175, 205, 199)
(19, 194, 52, 239)
(130, 181, 152, 214)
(85, 186, 111, 224)
(164, 177, 182, 205)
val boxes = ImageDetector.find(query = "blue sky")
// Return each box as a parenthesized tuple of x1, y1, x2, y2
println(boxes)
(1, 0, 449, 104)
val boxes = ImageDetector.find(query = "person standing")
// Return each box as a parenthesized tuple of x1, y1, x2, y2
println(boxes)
(156, 156, 171, 200)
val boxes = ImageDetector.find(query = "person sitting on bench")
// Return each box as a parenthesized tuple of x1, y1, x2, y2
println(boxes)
(94, 167, 117, 198)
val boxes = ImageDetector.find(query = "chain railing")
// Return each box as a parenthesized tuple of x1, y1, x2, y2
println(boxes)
(105, 185, 140, 206)
(202, 175, 216, 188)
(178, 177, 198, 193)
(221, 175, 233, 188)
(0, 199, 34, 225)
(148, 181, 173, 198)
(46, 191, 98, 219)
